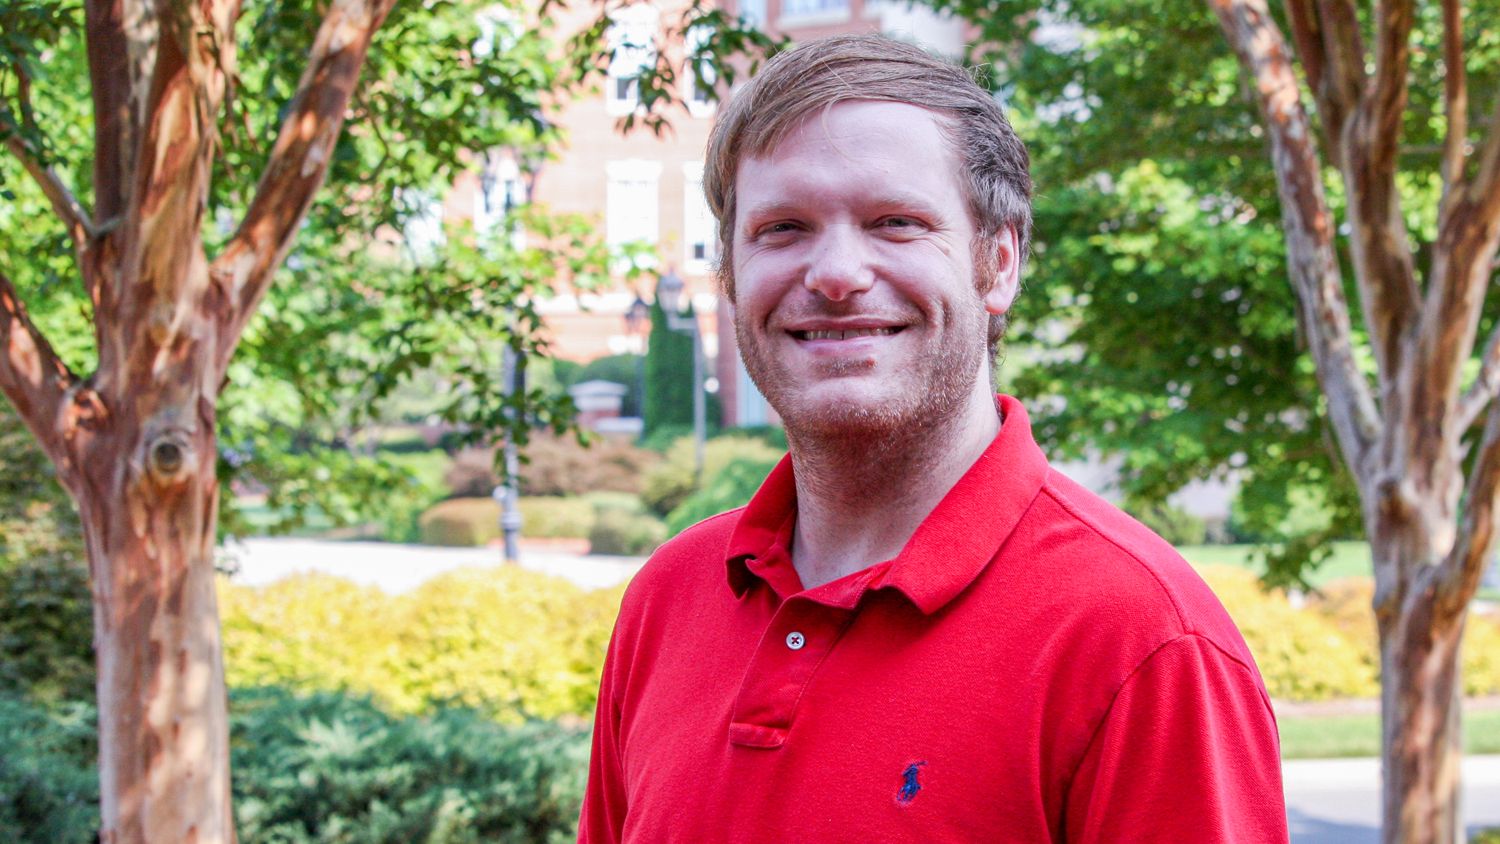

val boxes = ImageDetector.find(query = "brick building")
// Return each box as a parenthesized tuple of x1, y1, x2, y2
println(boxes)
(450, 0, 973, 427)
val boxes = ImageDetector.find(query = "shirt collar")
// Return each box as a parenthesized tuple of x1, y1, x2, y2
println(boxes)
(724, 394, 1050, 614)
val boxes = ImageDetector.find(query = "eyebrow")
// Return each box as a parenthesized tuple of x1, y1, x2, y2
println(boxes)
(738, 193, 948, 232)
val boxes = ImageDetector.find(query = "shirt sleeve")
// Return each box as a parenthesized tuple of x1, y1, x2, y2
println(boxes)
(577, 628, 629, 843)
(1063, 633, 1289, 843)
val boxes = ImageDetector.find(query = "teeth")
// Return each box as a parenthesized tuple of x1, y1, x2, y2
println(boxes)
(800, 327, 898, 340)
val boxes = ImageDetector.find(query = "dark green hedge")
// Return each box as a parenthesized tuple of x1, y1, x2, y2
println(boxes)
(0, 687, 591, 843)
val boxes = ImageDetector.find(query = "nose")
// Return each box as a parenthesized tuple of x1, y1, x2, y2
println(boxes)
(803, 226, 874, 301)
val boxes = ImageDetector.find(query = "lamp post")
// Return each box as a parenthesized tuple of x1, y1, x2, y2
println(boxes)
(495, 343, 524, 564)
(623, 294, 651, 420)
(656, 270, 706, 484)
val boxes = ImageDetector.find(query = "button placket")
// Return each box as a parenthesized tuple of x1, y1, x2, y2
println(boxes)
(729, 597, 854, 748)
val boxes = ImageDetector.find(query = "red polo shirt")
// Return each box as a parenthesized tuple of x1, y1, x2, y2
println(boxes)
(580, 396, 1288, 843)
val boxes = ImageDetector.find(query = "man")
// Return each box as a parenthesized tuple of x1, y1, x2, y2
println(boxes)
(580, 34, 1287, 843)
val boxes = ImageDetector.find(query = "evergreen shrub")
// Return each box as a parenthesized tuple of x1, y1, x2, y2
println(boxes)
(230, 687, 588, 843)
(419, 497, 501, 546)
(518, 496, 597, 540)
(587, 508, 666, 556)
(0, 694, 98, 843)
(665, 456, 780, 536)
(640, 435, 784, 517)
(0, 688, 591, 844)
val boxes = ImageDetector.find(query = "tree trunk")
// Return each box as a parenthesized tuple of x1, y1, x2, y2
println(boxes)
(72, 354, 234, 843)
(1380, 594, 1466, 844)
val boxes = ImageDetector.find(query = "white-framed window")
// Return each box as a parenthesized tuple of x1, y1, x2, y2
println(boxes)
(682, 162, 717, 274)
(398, 189, 445, 263)
(607, 159, 662, 250)
(476, 152, 527, 249)
(779, 0, 850, 24)
(682, 22, 717, 117)
(606, 5, 660, 116)
(738, 0, 767, 27)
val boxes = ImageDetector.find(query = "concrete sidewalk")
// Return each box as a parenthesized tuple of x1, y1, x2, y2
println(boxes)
(219, 536, 645, 593)
(222, 537, 1500, 843)
(1283, 755, 1500, 842)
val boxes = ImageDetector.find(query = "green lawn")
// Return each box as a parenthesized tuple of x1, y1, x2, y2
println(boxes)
(1177, 541, 1375, 586)
(1279, 707, 1500, 759)
(1178, 541, 1500, 601)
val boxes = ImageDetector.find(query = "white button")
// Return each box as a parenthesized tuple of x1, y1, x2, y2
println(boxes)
(785, 631, 806, 650)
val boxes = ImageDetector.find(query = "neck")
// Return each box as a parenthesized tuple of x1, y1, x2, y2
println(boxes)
(787, 387, 1001, 590)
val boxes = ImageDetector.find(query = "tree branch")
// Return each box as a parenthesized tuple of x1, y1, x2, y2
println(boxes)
(1414, 92, 1500, 474)
(1209, 0, 1380, 474)
(1339, 0, 1420, 403)
(1440, 399, 1500, 620)
(1312, 0, 1365, 165)
(1470, 90, 1500, 229)
(1, 128, 98, 251)
(209, 0, 399, 376)
(0, 268, 79, 469)
(1438, 0, 1467, 209)
(1458, 321, 1500, 433)
(84, 0, 140, 225)
(1283, 0, 1347, 169)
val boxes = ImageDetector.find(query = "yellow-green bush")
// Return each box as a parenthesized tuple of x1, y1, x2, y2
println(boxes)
(218, 567, 625, 721)
(219, 574, 400, 697)
(418, 497, 501, 546)
(1197, 566, 1379, 700)
(1463, 609, 1500, 696)
(1306, 577, 1500, 696)
(519, 495, 598, 539)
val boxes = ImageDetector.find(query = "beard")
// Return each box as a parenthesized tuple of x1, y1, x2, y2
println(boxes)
(734, 295, 991, 449)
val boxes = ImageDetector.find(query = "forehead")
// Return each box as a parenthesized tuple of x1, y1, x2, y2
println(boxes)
(735, 101, 965, 218)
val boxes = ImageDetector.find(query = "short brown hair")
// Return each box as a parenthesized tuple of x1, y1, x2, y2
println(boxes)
(703, 34, 1033, 347)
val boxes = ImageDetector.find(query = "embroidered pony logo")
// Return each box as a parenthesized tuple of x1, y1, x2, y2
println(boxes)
(896, 761, 927, 806)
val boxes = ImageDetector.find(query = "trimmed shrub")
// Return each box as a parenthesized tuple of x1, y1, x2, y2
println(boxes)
(0, 549, 95, 705)
(444, 447, 499, 498)
(0, 687, 591, 844)
(1126, 503, 1207, 546)
(220, 574, 401, 700)
(383, 569, 623, 718)
(518, 434, 660, 498)
(0, 694, 98, 843)
(640, 435, 784, 517)
(665, 456, 780, 536)
(1465, 611, 1500, 696)
(1198, 566, 1379, 700)
(1308, 578, 1500, 696)
(519, 496, 597, 540)
(419, 497, 501, 547)
(220, 567, 624, 720)
(0, 406, 95, 704)
(230, 687, 588, 843)
(587, 508, 667, 556)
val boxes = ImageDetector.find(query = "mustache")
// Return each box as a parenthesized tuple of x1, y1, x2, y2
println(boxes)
(769, 299, 921, 326)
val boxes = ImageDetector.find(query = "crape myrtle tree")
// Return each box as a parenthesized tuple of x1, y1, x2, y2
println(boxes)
(931, 0, 1500, 839)
(0, 0, 775, 836)
(0, 0, 632, 838)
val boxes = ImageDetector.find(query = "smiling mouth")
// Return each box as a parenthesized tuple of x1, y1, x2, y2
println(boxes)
(791, 327, 903, 341)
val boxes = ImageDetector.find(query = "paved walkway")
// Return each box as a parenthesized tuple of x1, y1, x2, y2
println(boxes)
(221, 537, 1500, 843)
(219, 536, 645, 593)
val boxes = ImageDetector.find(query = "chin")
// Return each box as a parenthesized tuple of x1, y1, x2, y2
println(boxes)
(775, 386, 930, 443)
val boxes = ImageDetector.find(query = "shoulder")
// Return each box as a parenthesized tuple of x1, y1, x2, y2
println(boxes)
(616, 507, 744, 622)
(1013, 468, 1258, 668)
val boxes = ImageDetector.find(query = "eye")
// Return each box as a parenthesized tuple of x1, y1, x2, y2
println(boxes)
(875, 215, 926, 235)
(753, 221, 801, 240)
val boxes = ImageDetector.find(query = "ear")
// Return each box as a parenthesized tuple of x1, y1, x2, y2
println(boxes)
(982, 225, 1022, 316)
